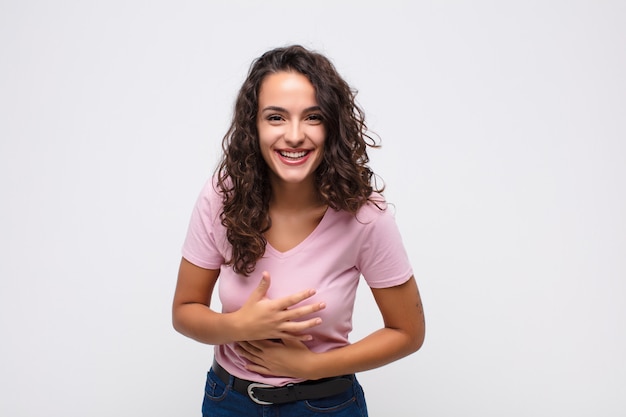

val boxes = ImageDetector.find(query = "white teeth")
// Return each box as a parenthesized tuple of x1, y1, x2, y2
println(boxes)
(279, 150, 308, 159)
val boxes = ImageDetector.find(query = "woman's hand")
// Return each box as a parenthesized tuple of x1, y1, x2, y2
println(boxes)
(238, 276, 425, 381)
(236, 339, 317, 379)
(232, 271, 326, 342)
(172, 259, 324, 345)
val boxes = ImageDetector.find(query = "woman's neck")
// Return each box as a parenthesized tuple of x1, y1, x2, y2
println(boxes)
(268, 176, 324, 212)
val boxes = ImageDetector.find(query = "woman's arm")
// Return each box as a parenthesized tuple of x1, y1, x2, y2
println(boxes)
(237, 275, 425, 379)
(172, 258, 326, 345)
(316, 275, 425, 377)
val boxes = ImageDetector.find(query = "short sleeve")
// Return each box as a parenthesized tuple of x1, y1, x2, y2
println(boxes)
(181, 179, 226, 269)
(356, 205, 413, 289)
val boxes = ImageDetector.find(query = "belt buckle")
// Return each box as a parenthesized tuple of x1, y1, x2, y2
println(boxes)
(247, 382, 275, 405)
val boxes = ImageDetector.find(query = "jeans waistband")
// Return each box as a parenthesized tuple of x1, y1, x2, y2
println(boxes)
(212, 360, 354, 405)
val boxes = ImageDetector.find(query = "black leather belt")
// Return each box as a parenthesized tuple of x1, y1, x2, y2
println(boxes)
(212, 360, 354, 405)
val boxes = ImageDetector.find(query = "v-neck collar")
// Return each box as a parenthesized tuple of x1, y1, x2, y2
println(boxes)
(264, 207, 331, 258)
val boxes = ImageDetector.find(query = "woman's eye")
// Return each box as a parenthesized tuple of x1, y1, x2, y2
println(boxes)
(306, 114, 323, 123)
(267, 115, 283, 122)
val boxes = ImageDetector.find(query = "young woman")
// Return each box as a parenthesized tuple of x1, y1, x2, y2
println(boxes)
(173, 45, 425, 416)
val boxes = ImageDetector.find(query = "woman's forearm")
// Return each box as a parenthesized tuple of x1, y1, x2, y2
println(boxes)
(173, 302, 241, 345)
(307, 326, 423, 380)
(304, 277, 425, 380)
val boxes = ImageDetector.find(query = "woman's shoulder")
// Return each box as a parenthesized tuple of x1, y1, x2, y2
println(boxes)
(324, 192, 402, 250)
(200, 175, 226, 199)
(332, 192, 391, 225)
(193, 176, 225, 217)
(356, 192, 389, 217)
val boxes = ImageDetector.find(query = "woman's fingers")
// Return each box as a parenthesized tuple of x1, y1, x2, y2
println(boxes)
(279, 318, 323, 340)
(276, 287, 318, 310)
(272, 293, 326, 338)
(248, 271, 271, 303)
(238, 341, 263, 355)
(280, 301, 326, 321)
(237, 271, 325, 341)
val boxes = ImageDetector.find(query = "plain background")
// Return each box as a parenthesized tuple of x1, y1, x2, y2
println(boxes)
(1, 1, 625, 416)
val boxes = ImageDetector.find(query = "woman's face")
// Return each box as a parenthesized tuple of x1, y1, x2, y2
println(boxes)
(256, 71, 326, 187)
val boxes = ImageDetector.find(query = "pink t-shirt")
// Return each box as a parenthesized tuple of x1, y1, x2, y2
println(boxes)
(182, 179, 413, 386)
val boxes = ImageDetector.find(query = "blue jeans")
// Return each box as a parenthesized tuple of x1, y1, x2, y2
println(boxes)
(201, 367, 369, 416)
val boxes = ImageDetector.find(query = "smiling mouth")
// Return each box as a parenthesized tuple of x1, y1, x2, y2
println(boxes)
(278, 150, 310, 160)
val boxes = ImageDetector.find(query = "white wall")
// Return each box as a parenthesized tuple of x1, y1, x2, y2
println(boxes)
(1, 1, 624, 416)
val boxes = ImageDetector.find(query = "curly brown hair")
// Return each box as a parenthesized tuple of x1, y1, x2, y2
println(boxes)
(216, 45, 383, 275)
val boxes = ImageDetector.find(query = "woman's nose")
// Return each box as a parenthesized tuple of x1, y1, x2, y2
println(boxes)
(284, 122, 305, 146)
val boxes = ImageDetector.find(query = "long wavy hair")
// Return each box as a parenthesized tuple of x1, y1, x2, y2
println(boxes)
(216, 45, 383, 275)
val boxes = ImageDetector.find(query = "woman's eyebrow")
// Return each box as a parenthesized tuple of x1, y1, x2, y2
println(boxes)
(260, 105, 322, 113)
